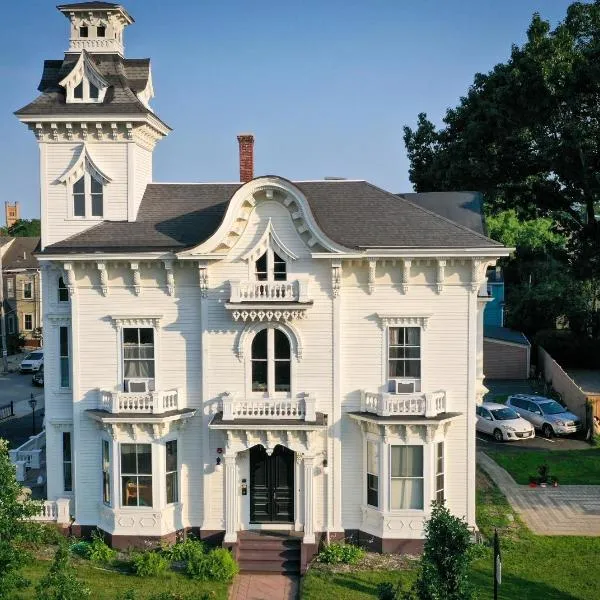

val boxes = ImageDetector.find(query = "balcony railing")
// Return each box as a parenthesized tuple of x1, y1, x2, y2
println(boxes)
(221, 392, 316, 421)
(360, 390, 446, 417)
(9, 430, 46, 482)
(28, 499, 71, 524)
(99, 388, 180, 414)
(229, 280, 310, 303)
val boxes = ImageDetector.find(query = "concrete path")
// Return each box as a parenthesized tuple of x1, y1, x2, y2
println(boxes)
(229, 574, 299, 600)
(478, 451, 600, 536)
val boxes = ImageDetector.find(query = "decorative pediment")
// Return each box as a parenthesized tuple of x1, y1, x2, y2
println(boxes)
(230, 308, 308, 323)
(58, 144, 112, 187)
(242, 219, 298, 263)
(236, 322, 303, 361)
(376, 314, 432, 330)
(110, 315, 162, 329)
(59, 51, 109, 103)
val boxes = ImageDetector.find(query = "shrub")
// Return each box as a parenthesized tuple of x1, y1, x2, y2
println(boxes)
(70, 540, 92, 559)
(114, 591, 137, 600)
(316, 542, 365, 565)
(130, 550, 170, 577)
(88, 529, 117, 564)
(36, 543, 91, 600)
(162, 537, 205, 562)
(186, 547, 239, 582)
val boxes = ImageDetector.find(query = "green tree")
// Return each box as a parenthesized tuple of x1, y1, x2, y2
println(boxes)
(0, 439, 41, 599)
(0, 219, 41, 237)
(36, 543, 90, 600)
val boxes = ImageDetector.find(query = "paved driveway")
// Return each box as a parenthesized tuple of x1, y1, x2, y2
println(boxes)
(478, 452, 600, 536)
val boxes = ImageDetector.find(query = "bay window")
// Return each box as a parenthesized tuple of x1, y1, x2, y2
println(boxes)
(121, 444, 152, 507)
(366, 440, 379, 508)
(166, 440, 178, 504)
(390, 445, 423, 510)
(435, 442, 444, 503)
(102, 440, 111, 505)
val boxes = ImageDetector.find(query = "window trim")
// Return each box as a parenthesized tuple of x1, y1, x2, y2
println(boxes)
(122, 327, 156, 393)
(23, 281, 33, 300)
(58, 276, 69, 303)
(59, 326, 70, 389)
(6, 278, 14, 299)
(119, 443, 153, 509)
(389, 444, 425, 512)
(165, 439, 179, 505)
(23, 313, 33, 331)
(435, 442, 444, 504)
(63, 431, 73, 493)
(366, 439, 380, 509)
(69, 169, 104, 220)
(102, 439, 111, 506)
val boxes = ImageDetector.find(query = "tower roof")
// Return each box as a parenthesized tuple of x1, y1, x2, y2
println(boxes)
(56, 2, 134, 24)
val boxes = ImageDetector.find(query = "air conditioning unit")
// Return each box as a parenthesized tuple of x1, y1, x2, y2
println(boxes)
(127, 379, 148, 393)
(389, 379, 417, 394)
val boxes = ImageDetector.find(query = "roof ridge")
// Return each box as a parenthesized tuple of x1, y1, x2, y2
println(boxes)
(362, 181, 501, 246)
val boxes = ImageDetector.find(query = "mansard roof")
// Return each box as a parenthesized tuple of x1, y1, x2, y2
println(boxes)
(14, 52, 164, 122)
(41, 179, 503, 255)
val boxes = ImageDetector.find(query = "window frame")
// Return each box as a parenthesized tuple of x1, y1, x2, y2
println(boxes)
(165, 439, 179, 505)
(122, 327, 155, 392)
(102, 439, 111, 506)
(7, 315, 15, 335)
(435, 442, 444, 503)
(23, 281, 33, 300)
(389, 444, 425, 511)
(23, 314, 33, 331)
(254, 247, 287, 282)
(63, 432, 73, 493)
(6, 277, 14, 299)
(366, 439, 380, 508)
(248, 325, 292, 398)
(386, 326, 422, 394)
(69, 169, 104, 219)
(59, 326, 70, 389)
(58, 276, 69, 303)
(120, 443, 153, 508)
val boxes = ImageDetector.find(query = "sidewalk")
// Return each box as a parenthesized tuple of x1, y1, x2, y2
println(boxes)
(229, 574, 299, 600)
(478, 451, 600, 536)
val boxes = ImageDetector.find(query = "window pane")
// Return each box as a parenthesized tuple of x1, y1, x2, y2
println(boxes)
(166, 441, 177, 472)
(436, 474, 444, 493)
(367, 474, 378, 507)
(389, 328, 401, 345)
(60, 327, 69, 356)
(137, 445, 152, 475)
(391, 446, 423, 478)
(405, 361, 421, 378)
(388, 360, 405, 378)
(91, 193, 103, 217)
(273, 252, 286, 281)
(122, 476, 138, 506)
(256, 253, 267, 280)
(103, 471, 111, 504)
(60, 357, 70, 388)
(89, 83, 99, 99)
(123, 329, 138, 344)
(124, 360, 154, 378)
(79, 26, 88, 37)
(91, 177, 102, 194)
(120, 444, 137, 474)
(139, 328, 154, 345)
(406, 328, 420, 346)
(73, 177, 85, 194)
(97, 25, 106, 37)
(74, 82, 84, 98)
(391, 478, 423, 510)
(252, 329, 267, 359)
(74, 194, 85, 217)
(166, 472, 178, 504)
(367, 441, 378, 475)
(252, 360, 267, 392)
(58, 277, 69, 302)
(274, 329, 290, 359)
(137, 476, 153, 506)
(274, 360, 290, 392)
(63, 432, 72, 461)
(63, 462, 73, 492)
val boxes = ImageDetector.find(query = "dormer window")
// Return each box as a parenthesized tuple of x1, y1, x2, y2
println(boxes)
(74, 82, 83, 99)
(255, 250, 287, 281)
(97, 25, 106, 37)
(59, 51, 109, 104)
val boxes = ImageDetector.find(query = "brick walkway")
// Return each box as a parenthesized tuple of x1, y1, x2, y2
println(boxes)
(478, 451, 600, 535)
(229, 574, 299, 600)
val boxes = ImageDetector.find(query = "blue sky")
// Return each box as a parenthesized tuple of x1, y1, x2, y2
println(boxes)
(0, 0, 578, 219)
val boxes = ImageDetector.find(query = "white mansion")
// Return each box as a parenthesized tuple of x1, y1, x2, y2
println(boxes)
(16, 1, 508, 572)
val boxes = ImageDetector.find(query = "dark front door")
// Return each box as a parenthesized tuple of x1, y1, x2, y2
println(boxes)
(250, 445, 294, 523)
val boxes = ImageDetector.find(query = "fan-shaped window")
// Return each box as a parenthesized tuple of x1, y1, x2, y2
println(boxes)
(255, 249, 287, 281)
(251, 327, 291, 395)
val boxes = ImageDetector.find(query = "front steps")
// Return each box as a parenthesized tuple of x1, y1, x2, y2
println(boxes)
(236, 531, 301, 574)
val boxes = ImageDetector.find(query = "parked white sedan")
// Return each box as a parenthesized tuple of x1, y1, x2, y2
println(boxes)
(476, 402, 535, 442)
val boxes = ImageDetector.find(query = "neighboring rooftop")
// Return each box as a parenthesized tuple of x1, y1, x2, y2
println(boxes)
(2, 237, 40, 269)
(41, 179, 504, 255)
(484, 326, 530, 346)
(399, 192, 485, 236)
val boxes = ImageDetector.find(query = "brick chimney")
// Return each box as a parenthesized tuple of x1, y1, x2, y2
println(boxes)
(237, 134, 254, 183)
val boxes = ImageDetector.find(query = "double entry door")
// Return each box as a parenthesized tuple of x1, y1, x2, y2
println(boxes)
(250, 445, 294, 523)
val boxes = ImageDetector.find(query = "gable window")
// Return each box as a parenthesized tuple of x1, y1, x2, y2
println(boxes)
(74, 81, 84, 99)
(123, 328, 155, 392)
(121, 444, 152, 507)
(63, 432, 73, 492)
(58, 277, 69, 302)
(23, 281, 33, 300)
(255, 249, 286, 281)
(24, 314, 33, 331)
(166, 440, 178, 504)
(251, 327, 290, 394)
(366, 440, 379, 508)
(102, 440, 111, 505)
(72, 170, 103, 218)
(388, 327, 421, 393)
(390, 445, 423, 510)
(59, 326, 70, 388)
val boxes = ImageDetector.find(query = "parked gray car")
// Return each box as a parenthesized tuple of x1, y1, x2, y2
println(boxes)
(506, 394, 583, 438)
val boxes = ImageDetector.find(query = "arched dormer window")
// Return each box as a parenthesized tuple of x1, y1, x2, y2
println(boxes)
(251, 327, 291, 395)
(59, 51, 108, 104)
(58, 144, 112, 220)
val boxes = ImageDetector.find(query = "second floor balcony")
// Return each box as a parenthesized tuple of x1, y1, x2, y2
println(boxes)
(98, 388, 180, 415)
(360, 389, 447, 418)
(221, 392, 317, 422)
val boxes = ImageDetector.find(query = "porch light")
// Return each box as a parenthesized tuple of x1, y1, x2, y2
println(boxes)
(215, 456, 222, 472)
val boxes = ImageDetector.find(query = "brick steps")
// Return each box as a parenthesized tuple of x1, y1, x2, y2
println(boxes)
(237, 532, 301, 574)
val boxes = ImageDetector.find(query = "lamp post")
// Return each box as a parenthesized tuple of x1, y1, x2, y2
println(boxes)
(28, 394, 37, 436)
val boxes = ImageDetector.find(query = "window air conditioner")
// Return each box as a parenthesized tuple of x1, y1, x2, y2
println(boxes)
(390, 380, 416, 394)
(127, 380, 148, 393)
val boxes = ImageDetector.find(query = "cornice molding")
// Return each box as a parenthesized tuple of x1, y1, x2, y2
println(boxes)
(376, 313, 432, 330)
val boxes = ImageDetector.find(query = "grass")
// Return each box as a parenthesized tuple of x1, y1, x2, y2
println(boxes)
(14, 557, 229, 600)
(301, 469, 600, 599)
(486, 447, 600, 484)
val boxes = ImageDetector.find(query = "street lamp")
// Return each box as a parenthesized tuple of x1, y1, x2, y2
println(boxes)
(28, 394, 37, 436)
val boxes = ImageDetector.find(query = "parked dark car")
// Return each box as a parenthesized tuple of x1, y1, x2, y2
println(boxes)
(32, 366, 44, 387)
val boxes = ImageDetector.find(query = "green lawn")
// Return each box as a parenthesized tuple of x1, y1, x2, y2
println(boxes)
(301, 469, 600, 599)
(486, 447, 600, 484)
(14, 558, 229, 600)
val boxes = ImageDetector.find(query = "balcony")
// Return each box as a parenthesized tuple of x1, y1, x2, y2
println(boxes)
(221, 392, 317, 422)
(360, 390, 447, 418)
(98, 388, 180, 415)
(226, 280, 313, 322)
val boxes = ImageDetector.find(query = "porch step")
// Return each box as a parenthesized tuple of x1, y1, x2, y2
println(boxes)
(237, 532, 301, 574)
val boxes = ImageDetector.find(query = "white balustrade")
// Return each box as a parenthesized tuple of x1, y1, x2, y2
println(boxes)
(222, 393, 316, 421)
(360, 390, 446, 417)
(229, 279, 310, 303)
(98, 388, 180, 414)
(9, 430, 46, 474)
(29, 498, 71, 524)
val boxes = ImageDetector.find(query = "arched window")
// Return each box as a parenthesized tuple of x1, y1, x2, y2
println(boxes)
(255, 250, 286, 281)
(72, 170, 104, 218)
(251, 327, 291, 394)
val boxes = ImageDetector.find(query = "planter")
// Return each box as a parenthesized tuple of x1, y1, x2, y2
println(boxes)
(529, 482, 537, 488)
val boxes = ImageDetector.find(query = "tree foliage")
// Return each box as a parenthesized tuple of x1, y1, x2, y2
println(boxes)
(36, 543, 90, 600)
(0, 219, 41, 237)
(0, 438, 42, 599)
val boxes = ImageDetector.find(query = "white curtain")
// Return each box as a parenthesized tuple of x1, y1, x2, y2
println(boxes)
(391, 446, 424, 510)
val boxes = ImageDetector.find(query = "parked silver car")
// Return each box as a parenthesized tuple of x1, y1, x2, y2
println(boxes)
(506, 394, 582, 438)
(476, 402, 535, 442)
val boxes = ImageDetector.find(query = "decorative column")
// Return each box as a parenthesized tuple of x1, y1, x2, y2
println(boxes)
(223, 453, 238, 543)
(303, 456, 315, 543)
